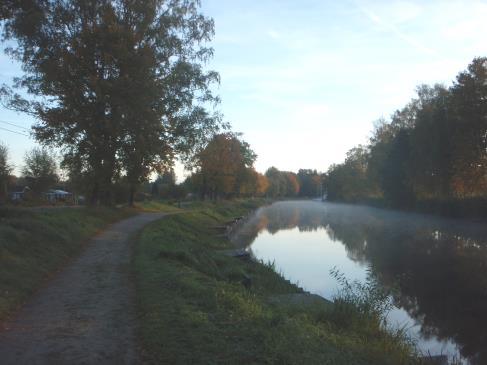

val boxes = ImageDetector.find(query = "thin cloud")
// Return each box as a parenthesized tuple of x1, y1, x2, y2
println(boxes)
(354, 1, 436, 56)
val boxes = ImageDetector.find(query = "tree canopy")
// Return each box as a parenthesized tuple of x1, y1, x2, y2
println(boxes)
(1, 0, 224, 205)
(0, 141, 13, 201)
(22, 147, 58, 194)
(326, 57, 487, 212)
(191, 133, 259, 199)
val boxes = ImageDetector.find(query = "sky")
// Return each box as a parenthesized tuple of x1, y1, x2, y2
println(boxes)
(1, 0, 487, 179)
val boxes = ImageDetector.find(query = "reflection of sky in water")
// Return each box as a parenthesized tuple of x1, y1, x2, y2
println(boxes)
(251, 227, 367, 299)
(387, 307, 459, 358)
(242, 202, 469, 363)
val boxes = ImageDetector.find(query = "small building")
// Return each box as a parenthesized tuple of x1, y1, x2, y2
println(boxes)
(9, 186, 31, 202)
(44, 189, 74, 204)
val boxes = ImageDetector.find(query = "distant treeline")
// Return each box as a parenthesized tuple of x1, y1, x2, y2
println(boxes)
(326, 57, 487, 217)
(162, 133, 324, 200)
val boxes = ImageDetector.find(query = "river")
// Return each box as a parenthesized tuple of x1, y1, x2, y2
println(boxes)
(231, 200, 487, 365)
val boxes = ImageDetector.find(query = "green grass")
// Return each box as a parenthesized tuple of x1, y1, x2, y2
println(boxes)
(137, 197, 269, 216)
(135, 199, 185, 213)
(134, 201, 419, 364)
(0, 206, 134, 320)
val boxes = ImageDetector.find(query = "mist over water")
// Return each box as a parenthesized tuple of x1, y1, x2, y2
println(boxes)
(231, 200, 487, 364)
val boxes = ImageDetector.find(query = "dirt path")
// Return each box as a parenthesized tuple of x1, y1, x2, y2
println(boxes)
(0, 212, 167, 365)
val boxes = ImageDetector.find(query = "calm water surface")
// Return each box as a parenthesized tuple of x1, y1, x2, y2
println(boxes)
(231, 201, 487, 365)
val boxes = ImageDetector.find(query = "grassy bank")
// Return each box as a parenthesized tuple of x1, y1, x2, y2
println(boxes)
(134, 200, 419, 364)
(135, 200, 186, 213)
(0, 206, 133, 320)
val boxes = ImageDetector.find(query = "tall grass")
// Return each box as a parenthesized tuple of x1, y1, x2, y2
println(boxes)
(330, 267, 394, 322)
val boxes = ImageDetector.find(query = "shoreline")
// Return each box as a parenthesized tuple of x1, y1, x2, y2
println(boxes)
(134, 199, 421, 364)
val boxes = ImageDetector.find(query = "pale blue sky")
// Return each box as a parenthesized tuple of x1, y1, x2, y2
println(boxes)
(1, 0, 487, 178)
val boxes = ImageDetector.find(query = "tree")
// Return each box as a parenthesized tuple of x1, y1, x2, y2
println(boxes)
(379, 130, 414, 207)
(151, 180, 159, 197)
(327, 57, 487, 209)
(326, 147, 372, 203)
(195, 133, 256, 199)
(263, 167, 303, 197)
(1, 0, 223, 206)
(255, 172, 269, 196)
(22, 147, 58, 194)
(297, 169, 321, 197)
(152, 168, 178, 198)
(0, 142, 13, 202)
(265, 167, 287, 197)
(238, 168, 258, 196)
(158, 169, 176, 186)
(284, 172, 299, 196)
(449, 57, 487, 196)
(409, 85, 453, 199)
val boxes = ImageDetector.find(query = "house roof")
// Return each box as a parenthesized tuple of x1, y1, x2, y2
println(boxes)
(46, 189, 72, 195)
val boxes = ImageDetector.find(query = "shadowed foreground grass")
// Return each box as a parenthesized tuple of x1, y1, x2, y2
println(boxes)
(0, 207, 133, 321)
(135, 201, 419, 364)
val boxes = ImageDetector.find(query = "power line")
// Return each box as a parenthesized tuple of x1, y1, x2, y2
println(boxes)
(0, 120, 30, 132)
(0, 126, 30, 137)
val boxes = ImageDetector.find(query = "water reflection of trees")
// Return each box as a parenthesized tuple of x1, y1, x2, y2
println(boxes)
(234, 201, 487, 364)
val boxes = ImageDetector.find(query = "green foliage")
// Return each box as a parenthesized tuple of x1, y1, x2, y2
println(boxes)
(2, 1, 223, 205)
(21, 147, 58, 194)
(297, 169, 322, 197)
(136, 200, 183, 213)
(380, 130, 415, 207)
(326, 57, 487, 214)
(265, 167, 321, 198)
(327, 146, 375, 202)
(330, 268, 393, 325)
(150, 169, 189, 200)
(265, 166, 287, 197)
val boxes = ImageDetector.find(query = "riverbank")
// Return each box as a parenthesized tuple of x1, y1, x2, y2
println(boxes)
(134, 200, 420, 364)
(0, 206, 134, 321)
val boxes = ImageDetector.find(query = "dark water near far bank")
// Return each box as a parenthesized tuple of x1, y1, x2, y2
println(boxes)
(231, 201, 487, 365)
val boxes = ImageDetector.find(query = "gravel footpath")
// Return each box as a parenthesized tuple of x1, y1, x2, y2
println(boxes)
(0, 213, 166, 365)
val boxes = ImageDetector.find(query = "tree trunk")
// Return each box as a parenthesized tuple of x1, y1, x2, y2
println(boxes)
(102, 189, 112, 206)
(100, 171, 114, 206)
(128, 184, 136, 207)
(0, 180, 7, 204)
(89, 182, 99, 206)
